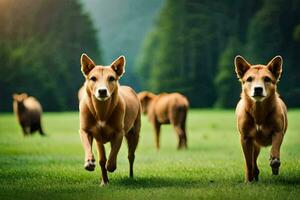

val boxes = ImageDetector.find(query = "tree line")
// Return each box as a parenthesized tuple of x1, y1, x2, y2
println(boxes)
(0, 0, 101, 111)
(1, 0, 299, 111)
(135, 0, 300, 108)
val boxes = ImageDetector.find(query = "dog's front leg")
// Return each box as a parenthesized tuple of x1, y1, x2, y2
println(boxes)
(96, 141, 109, 186)
(80, 129, 95, 171)
(270, 132, 283, 175)
(240, 135, 254, 182)
(106, 131, 123, 172)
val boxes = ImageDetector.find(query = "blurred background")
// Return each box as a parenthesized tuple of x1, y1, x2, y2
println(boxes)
(0, 0, 299, 111)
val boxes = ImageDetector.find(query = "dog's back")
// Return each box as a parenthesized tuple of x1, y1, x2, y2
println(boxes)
(153, 93, 188, 124)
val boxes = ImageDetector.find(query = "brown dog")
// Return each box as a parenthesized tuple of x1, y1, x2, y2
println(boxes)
(79, 54, 141, 186)
(13, 93, 45, 136)
(235, 55, 287, 182)
(138, 91, 189, 150)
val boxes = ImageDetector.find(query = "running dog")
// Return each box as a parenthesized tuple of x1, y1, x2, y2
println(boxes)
(235, 55, 287, 182)
(79, 54, 141, 186)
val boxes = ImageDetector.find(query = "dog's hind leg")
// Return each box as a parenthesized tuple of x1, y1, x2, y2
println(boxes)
(21, 125, 30, 136)
(38, 122, 46, 136)
(253, 144, 260, 181)
(96, 141, 109, 186)
(172, 106, 188, 150)
(126, 116, 140, 178)
(270, 132, 284, 175)
(174, 125, 185, 150)
(153, 120, 161, 150)
(180, 110, 188, 149)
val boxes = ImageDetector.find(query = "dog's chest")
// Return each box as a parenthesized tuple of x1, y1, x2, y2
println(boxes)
(91, 120, 115, 143)
(255, 124, 272, 135)
(253, 124, 273, 146)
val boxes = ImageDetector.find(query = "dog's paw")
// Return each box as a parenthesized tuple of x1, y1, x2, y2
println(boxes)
(100, 180, 109, 187)
(84, 159, 96, 171)
(270, 158, 281, 175)
(244, 180, 254, 184)
(106, 162, 116, 172)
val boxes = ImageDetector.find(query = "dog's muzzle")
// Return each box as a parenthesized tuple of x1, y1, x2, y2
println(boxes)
(98, 89, 108, 98)
(94, 88, 110, 101)
(253, 87, 263, 97)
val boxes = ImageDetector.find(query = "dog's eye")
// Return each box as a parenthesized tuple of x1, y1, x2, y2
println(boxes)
(90, 76, 97, 82)
(246, 77, 253, 82)
(264, 77, 272, 83)
(108, 76, 115, 82)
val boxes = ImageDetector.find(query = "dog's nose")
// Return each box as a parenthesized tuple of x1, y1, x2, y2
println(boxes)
(98, 89, 107, 97)
(254, 87, 263, 96)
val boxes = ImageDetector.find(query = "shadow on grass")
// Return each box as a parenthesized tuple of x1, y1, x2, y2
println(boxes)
(270, 176, 300, 186)
(112, 176, 221, 189)
(111, 174, 300, 189)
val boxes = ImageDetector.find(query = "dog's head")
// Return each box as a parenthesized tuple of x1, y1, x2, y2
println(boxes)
(13, 93, 28, 103)
(138, 91, 156, 114)
(81, 54, 125, 101)
(235, 55, 283, 102)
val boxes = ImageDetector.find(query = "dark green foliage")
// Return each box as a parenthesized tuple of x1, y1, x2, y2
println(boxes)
(247, 0, 300, 107)
(0, 0, 101, 111)
(137, 0, 300, 108)
(214, 38, 242, 108)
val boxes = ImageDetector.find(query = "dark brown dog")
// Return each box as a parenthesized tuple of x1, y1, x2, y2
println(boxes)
(79, 53, 141, 186)
(13, 93, 45, 136)
(235, 55, 287, 182)
(138, 91, 189, 150)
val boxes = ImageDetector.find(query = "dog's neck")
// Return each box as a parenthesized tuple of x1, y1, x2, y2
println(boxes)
(244, 93, 277, 125)
(90, 88, 119, 122)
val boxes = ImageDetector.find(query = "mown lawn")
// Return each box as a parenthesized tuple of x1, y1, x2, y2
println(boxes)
(0, 110, 299, 199)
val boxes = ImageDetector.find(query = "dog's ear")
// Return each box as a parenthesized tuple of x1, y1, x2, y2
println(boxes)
(111, 55, 126, 77)
(12, 94, 18, 101)
(21, 93, 28, 99)
(81, 53, 96, 77)
(267, 55, 282, 82)
(235, 55, 251, 79)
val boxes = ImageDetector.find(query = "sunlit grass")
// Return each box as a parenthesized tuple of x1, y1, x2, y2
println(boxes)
(0, 110, 299, 199)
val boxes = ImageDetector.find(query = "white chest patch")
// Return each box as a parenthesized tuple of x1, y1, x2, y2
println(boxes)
(256, 125, 262, 132)
(97, 120, 106, 127)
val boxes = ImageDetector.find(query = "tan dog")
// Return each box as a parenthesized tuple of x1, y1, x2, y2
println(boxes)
(13, 93, 45, 136)
(235, 55, 287, 182)
(138, 91, 189, 150)
(79, 54, 141, 186)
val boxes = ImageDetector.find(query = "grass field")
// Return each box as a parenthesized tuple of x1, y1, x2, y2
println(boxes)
(0, 110, 299, 199)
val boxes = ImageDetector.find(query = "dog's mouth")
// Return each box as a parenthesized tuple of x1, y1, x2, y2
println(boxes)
(252, 94, 265, 97)
(94, 95, 109, 101)
(251, 95, 266, 102)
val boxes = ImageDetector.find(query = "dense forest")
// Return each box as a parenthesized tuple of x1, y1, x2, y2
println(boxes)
(136, 0, 300, 107)
(0, 0, 299, 111)
(81, 0, 163, 87)
(0, 0, 101, 111)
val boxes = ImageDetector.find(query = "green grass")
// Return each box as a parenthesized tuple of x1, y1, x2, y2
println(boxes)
(0, 110, 300, 199)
